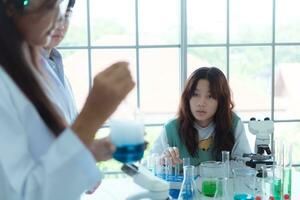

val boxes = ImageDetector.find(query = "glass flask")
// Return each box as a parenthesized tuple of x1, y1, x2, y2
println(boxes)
(178, 165, 200, 200)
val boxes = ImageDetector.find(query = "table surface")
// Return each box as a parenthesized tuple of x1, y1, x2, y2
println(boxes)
(81, 168, 300, 200)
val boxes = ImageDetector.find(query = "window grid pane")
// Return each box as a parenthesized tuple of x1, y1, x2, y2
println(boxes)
(58, 1, 300, 170)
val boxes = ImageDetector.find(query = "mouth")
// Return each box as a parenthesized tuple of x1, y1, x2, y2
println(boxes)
(52, 34, 63, 38)
(196, 110, 207, 115)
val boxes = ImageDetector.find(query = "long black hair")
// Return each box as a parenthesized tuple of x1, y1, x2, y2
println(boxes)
(0, 0, 66, 136)
(178, 67, 235, 158)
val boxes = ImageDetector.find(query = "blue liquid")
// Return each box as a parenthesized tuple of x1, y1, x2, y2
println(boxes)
(234, 193, 254, 200)
(113, 143, 144, 163)
(168, 175, 183, 199)
(169, 189, 180, 199)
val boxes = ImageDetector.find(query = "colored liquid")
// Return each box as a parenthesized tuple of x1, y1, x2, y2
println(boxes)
(202, 180, 220, 197)
(113, 143, 144, 163)
(178, 183, 194, 200)
(168, 175, 183, 199)
(273, 178, 282, 200)
(169, 189, 180, 199)
(234, 193, 254, 200)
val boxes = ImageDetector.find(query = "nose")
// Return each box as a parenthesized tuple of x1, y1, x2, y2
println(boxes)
(197, 96, 206, 107)
(57, 19, 65, 31)
(54, 13, 65, 30)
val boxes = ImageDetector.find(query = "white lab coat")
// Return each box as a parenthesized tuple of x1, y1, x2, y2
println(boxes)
(0, 67, 100, 200)
(40, 48, 77, 124)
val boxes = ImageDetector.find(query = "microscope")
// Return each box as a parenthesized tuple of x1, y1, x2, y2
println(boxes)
(244, 117, 274, 174)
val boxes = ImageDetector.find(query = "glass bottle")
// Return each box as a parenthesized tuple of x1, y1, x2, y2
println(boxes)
(178, 165, 200, 200)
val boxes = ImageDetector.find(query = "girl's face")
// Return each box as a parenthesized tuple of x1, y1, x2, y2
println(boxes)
(189, 79, 218, 127)
(46, 9, 72, 49)
(14, 0, 68, 47)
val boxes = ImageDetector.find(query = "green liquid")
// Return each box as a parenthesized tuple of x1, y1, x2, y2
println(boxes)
(202, 180, 223, 197)
(202, 180, 217, 197)
(273, 178, 282, 200)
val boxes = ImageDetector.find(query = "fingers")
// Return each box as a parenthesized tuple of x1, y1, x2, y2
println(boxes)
(92, 61, 135, 115)
(89, 138, 116, 162)
(162, 147, 182, 165)
(74, 61, 135, 146)
(103, 137, 116, 152)
(95, 61, 134, 89)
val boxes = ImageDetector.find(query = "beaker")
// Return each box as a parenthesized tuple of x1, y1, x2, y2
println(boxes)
(199, 161, 227, 198)
(110, 119, 144, 163)
(233, 168, 257, 200)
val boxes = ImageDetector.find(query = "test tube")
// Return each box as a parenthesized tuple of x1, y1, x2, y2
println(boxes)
(222, 151, 230, 178)
(154, 156, 164, 179)
(183, 157, 190, 167)
(283, 143, 292, 198)
(164, 157, 172, 181)
(173, 163, 179, 177)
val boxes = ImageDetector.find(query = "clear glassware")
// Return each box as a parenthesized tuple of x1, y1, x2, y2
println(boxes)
(109, 107, 145, 163)
(178, 165, 200, 200)
(222, 151, 230, 178)
(261, 165, 284, 200)
(183, 157, 191, 167)
(283, 143, 292, 198)
(233, 168, 256, 200)
(110, 119, 144, 163)
(199, 161, 227, 199)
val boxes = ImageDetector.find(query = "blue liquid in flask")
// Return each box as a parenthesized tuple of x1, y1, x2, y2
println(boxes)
(113, 143, 144, 163)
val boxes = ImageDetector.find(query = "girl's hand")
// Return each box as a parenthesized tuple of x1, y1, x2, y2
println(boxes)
(72, 62, 135, 146)
(89, 137, 116, 162)
(161, 147, 183, 166)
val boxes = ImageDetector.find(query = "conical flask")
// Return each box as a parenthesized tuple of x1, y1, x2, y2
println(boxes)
(178, 165, 200, 200)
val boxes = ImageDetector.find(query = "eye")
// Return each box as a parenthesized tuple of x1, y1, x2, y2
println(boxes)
(192, 92, 199, 97)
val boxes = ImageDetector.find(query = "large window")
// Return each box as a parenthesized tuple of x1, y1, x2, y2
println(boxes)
(60, 0, 300, 171)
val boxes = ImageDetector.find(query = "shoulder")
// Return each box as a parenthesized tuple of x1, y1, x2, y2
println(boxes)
(164, 118, 179, 131)
(164, 118, 181, 145)
(0, 68, 16, 101)
(0, 67, 33, 114)
(230, 112, 242, 133)
(165, 118, 178, 126)
(50, 48, 63, 60)
(164, 118, 180, 135)
(232, 112, 241, 121)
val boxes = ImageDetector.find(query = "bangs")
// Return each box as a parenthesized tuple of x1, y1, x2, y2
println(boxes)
(207, 78, 219, 99)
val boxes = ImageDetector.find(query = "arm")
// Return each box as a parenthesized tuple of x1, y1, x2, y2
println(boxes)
(0, 77, 100, 200)
(231, 120, 252, 159)
(150, 127, 170, 154)
(0, 61, 133, 199)
(71, 62, 135, 147)
(150, 126, 182, 165)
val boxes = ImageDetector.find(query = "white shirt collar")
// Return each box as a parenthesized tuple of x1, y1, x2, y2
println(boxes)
(194, 121, 215, 140)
